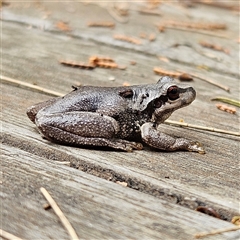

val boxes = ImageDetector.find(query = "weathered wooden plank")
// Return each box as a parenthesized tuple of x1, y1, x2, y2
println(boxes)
(2, 1, 239, 76)
(2, 83, 239, 221)
(2, 144, 240, 240)
(2, 21, 239, 133)
(1, 2, 240, 238)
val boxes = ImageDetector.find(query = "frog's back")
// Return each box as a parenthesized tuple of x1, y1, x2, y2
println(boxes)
(36, 86, 129, 118)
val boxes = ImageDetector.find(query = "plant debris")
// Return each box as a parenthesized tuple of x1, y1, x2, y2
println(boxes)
(60, 56, 125, 70)
(89, 56, 118, 68)
(189, 73, 230, 92)
(199, 41, 230, 54)
(194, 226, 240, 239)
(1, 0, 10, 7)
(106, 3, 129, 23)
(122, 81, 130, 86)
(165, 119, 240, 137)
(211, 97, 240, 107)
(157, 20, 227, 31)
(1, 75, 64, 97)
(112, 2, 129, 16)
(59, 60, 95, 69)
(149, 33, 156, 41)
(195, 0, 240, 11)
(0, 229, 25, 240)
(216, 104, 236, 114)
(40, 187, 80, 240)
(116, 181, 128, 187)
(88, 21, 115, 28)
(43, 203, 51, 210)
(55, 21, 71, 32)
(153, 67, 193, 81)
(196, 206, 221, 218)
(138, 7, 162, 16)
(139, 32, 156, 41)
(158, 56, 169, 63)
(113, 34, 142, 45)
(153, 67, 231, 90)
(231, 216, 240, 226)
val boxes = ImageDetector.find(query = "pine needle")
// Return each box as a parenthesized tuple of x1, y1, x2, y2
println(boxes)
(211, 97, 240, 108)
(1, 75, 64, 97)
(40, 187, 79, 240)
(195, 225, 240, 238)
(0, 229, 25, 240)
(165, 120, 240, 137)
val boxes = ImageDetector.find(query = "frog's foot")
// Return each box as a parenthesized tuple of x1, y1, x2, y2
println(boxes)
(141, 122, 205, 154)
(187, 141, 205, 154)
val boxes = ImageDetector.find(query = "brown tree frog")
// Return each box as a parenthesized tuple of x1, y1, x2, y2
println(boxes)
(27, 77, 205, 153)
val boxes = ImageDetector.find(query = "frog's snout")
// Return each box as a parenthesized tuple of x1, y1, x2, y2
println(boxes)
(186, 86, 196, 103)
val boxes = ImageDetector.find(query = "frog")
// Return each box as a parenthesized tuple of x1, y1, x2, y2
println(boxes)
(27, 76, 205, 153)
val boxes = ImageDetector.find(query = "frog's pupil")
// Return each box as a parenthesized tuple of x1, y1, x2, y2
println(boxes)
(167, 86, 179, 100)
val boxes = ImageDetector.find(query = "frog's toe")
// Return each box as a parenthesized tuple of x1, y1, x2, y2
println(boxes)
(124, 142, 143, 152)
(132, 142, 144, 150)
(112, 139, 143, 152)
(188, 141, 205, 154)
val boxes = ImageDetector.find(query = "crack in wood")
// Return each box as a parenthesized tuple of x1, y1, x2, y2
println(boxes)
(1, 133, 237, 222)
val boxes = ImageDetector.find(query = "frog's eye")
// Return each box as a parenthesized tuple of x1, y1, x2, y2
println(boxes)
(167, 86, 179, 100)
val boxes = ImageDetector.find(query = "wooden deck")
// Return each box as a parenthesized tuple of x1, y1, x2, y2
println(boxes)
(1, 1, 240, 239)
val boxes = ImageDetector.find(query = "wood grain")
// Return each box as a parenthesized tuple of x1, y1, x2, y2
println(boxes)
(1, 1, 240, 239)
(2, 145, 240, 240)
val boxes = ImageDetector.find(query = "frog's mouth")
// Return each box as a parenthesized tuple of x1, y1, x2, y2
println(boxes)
(152, 86, 196, 123)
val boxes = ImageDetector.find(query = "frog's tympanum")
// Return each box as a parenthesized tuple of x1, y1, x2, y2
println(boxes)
(27, 77, 205, 153)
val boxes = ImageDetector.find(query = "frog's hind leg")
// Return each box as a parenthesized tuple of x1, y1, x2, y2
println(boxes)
(27, 97, 61, 122)
(35, 111, 143, 152)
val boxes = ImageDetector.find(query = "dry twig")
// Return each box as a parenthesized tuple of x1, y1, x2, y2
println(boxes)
(106, 4, 129, 23)
(56, 21, 71, 32)
(231, 216, 240, 225)
(195, 1, 239, 11)
(195, 206, 221, 219)
(216, 104, 236, 114)
(195, 225, 240, 238)
(113, 34, 142, 45)
(153, 67, 193, 81)
(88, 21, 115, 28)
(160, 20, 227, 31)
(199, 41, 230, 54)
(156, 24, 228, 39)
(60, 60, 95, 69)
(0, 229, 25, 240)
(189, 73, 230, 92)
(149, 33, 156, 41)
(60, 56, 123, 70)
(211, 97, 240, 108)
(138, 7, 162, 16)
(1, 75, 64, 97)
(89, 56, 119, 68)
(40, 187, 79, 240)
(165, 120, 240, 137)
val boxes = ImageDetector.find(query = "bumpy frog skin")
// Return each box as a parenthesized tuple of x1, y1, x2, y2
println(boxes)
(27, 77, 205, 153)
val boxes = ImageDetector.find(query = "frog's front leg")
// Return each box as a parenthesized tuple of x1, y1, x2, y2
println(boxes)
(35, 111, 143, 152)
(140, 122, 205, 154)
